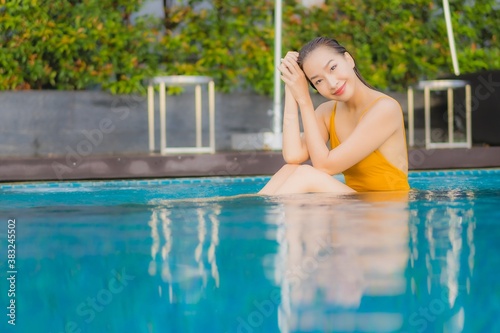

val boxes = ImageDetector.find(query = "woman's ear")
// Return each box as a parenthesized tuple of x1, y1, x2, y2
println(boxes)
(344, 52, 356, 69)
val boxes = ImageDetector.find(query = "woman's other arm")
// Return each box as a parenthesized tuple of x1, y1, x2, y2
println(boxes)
(281, 85, 308, 163)
(301, 98, 403, 175)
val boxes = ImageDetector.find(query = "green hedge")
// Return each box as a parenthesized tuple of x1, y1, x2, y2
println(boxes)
(0, 0, 160, 94)
(1, 0, 499, 94)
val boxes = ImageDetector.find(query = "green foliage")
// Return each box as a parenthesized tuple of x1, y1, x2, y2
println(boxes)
(281, 0, 499, 91)
(160, 0, 275, 95)
(1, 0, 499, 94)
(0, 0, 160, 94)
(452, 0, 500, 73)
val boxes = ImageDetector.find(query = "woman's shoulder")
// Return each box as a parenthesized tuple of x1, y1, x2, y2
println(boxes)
(315, 100, 336, 115)
(374, 93, 403, 112)
(362, 93, 404, 125)
(356, 92, 403, 121)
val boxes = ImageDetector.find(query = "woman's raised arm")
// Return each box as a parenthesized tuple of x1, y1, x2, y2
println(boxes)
(281, 85, 309, 164)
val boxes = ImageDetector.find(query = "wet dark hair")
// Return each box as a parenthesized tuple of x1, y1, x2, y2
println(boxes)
(297, 37, 376, 90)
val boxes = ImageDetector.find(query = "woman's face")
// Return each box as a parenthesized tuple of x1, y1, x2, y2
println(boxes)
(302, 46, 356, 100)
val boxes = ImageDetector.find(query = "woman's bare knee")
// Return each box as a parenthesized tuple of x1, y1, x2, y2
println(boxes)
(295, 164, 315, 174)
(259, 164, 301, 195)
(281, 164, 301, 172)
(276, 164, 353, 194)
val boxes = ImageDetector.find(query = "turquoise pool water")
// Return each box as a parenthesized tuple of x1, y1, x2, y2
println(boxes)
(1, 169, 500, 333)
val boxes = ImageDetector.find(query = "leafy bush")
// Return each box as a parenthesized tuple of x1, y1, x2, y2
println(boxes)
(272, 0, 499, 91)
(0, 0, 160, 94)
(159, 0, 275, 95)
(1, 0, 499, 94)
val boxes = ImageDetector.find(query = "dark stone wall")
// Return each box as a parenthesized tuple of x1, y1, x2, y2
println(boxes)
(449, 70, 500, 145)
(0, 88, 414, 157)
(0, 91, 149, 157)
(0, 89, 275, 157)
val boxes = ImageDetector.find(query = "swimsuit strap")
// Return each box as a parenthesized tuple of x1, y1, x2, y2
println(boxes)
(330, 102, 338, 136)
(358, 96, 391, 120)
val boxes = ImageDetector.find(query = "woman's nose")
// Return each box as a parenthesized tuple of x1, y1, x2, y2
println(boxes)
(327, 76, 339, 91)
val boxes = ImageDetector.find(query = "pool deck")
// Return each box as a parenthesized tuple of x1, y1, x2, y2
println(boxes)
(1, 146, 500, 182)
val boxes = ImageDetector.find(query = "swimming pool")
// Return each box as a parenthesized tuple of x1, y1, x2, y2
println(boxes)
(1, 169, 500, 333)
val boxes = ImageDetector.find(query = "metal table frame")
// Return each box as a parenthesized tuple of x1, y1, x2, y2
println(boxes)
(407, 79, 471, 149)
(147, 76, 215, 154)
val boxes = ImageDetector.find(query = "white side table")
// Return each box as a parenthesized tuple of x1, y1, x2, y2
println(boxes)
(407, 79, 471, 149)
(147, 76, 215, 154)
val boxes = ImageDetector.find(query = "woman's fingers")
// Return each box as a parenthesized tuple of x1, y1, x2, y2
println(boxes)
(285, 51, 299, 60)
(281, 51, 299, 64)
(280, 57, 301, 73)
(279, 61, 295, 78)
(287, 58, 302, 72)
(281, 54, 298, 66)
(278, 63, 292, 77)
(280, 59, 305, 82)
(280, 62, 293, 75)
(279, 51, 306, 88)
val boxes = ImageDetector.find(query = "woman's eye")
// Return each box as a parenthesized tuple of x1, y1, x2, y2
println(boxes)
(315, 79, 322, 85)
(330, 65, 337, 71)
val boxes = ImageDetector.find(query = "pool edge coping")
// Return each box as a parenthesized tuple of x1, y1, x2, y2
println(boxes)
(1, 167, 500, 189)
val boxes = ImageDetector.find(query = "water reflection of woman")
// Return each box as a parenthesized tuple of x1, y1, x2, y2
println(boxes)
(274, 192, 410, 332)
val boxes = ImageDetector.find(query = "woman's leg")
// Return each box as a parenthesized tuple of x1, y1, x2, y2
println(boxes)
(273, 165, 354, 195)
(258, 164, 300, 195)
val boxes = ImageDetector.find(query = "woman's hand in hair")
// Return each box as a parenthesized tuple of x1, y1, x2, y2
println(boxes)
(279, 51, 310, 106)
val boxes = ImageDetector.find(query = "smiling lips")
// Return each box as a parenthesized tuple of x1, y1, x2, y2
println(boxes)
(333, 82, 346, 96)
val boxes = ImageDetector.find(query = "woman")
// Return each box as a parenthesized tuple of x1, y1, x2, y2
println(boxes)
(259, 37, 410, 195)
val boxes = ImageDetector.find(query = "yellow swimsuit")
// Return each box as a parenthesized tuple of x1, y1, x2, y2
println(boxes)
(329, 97, 410, 192)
